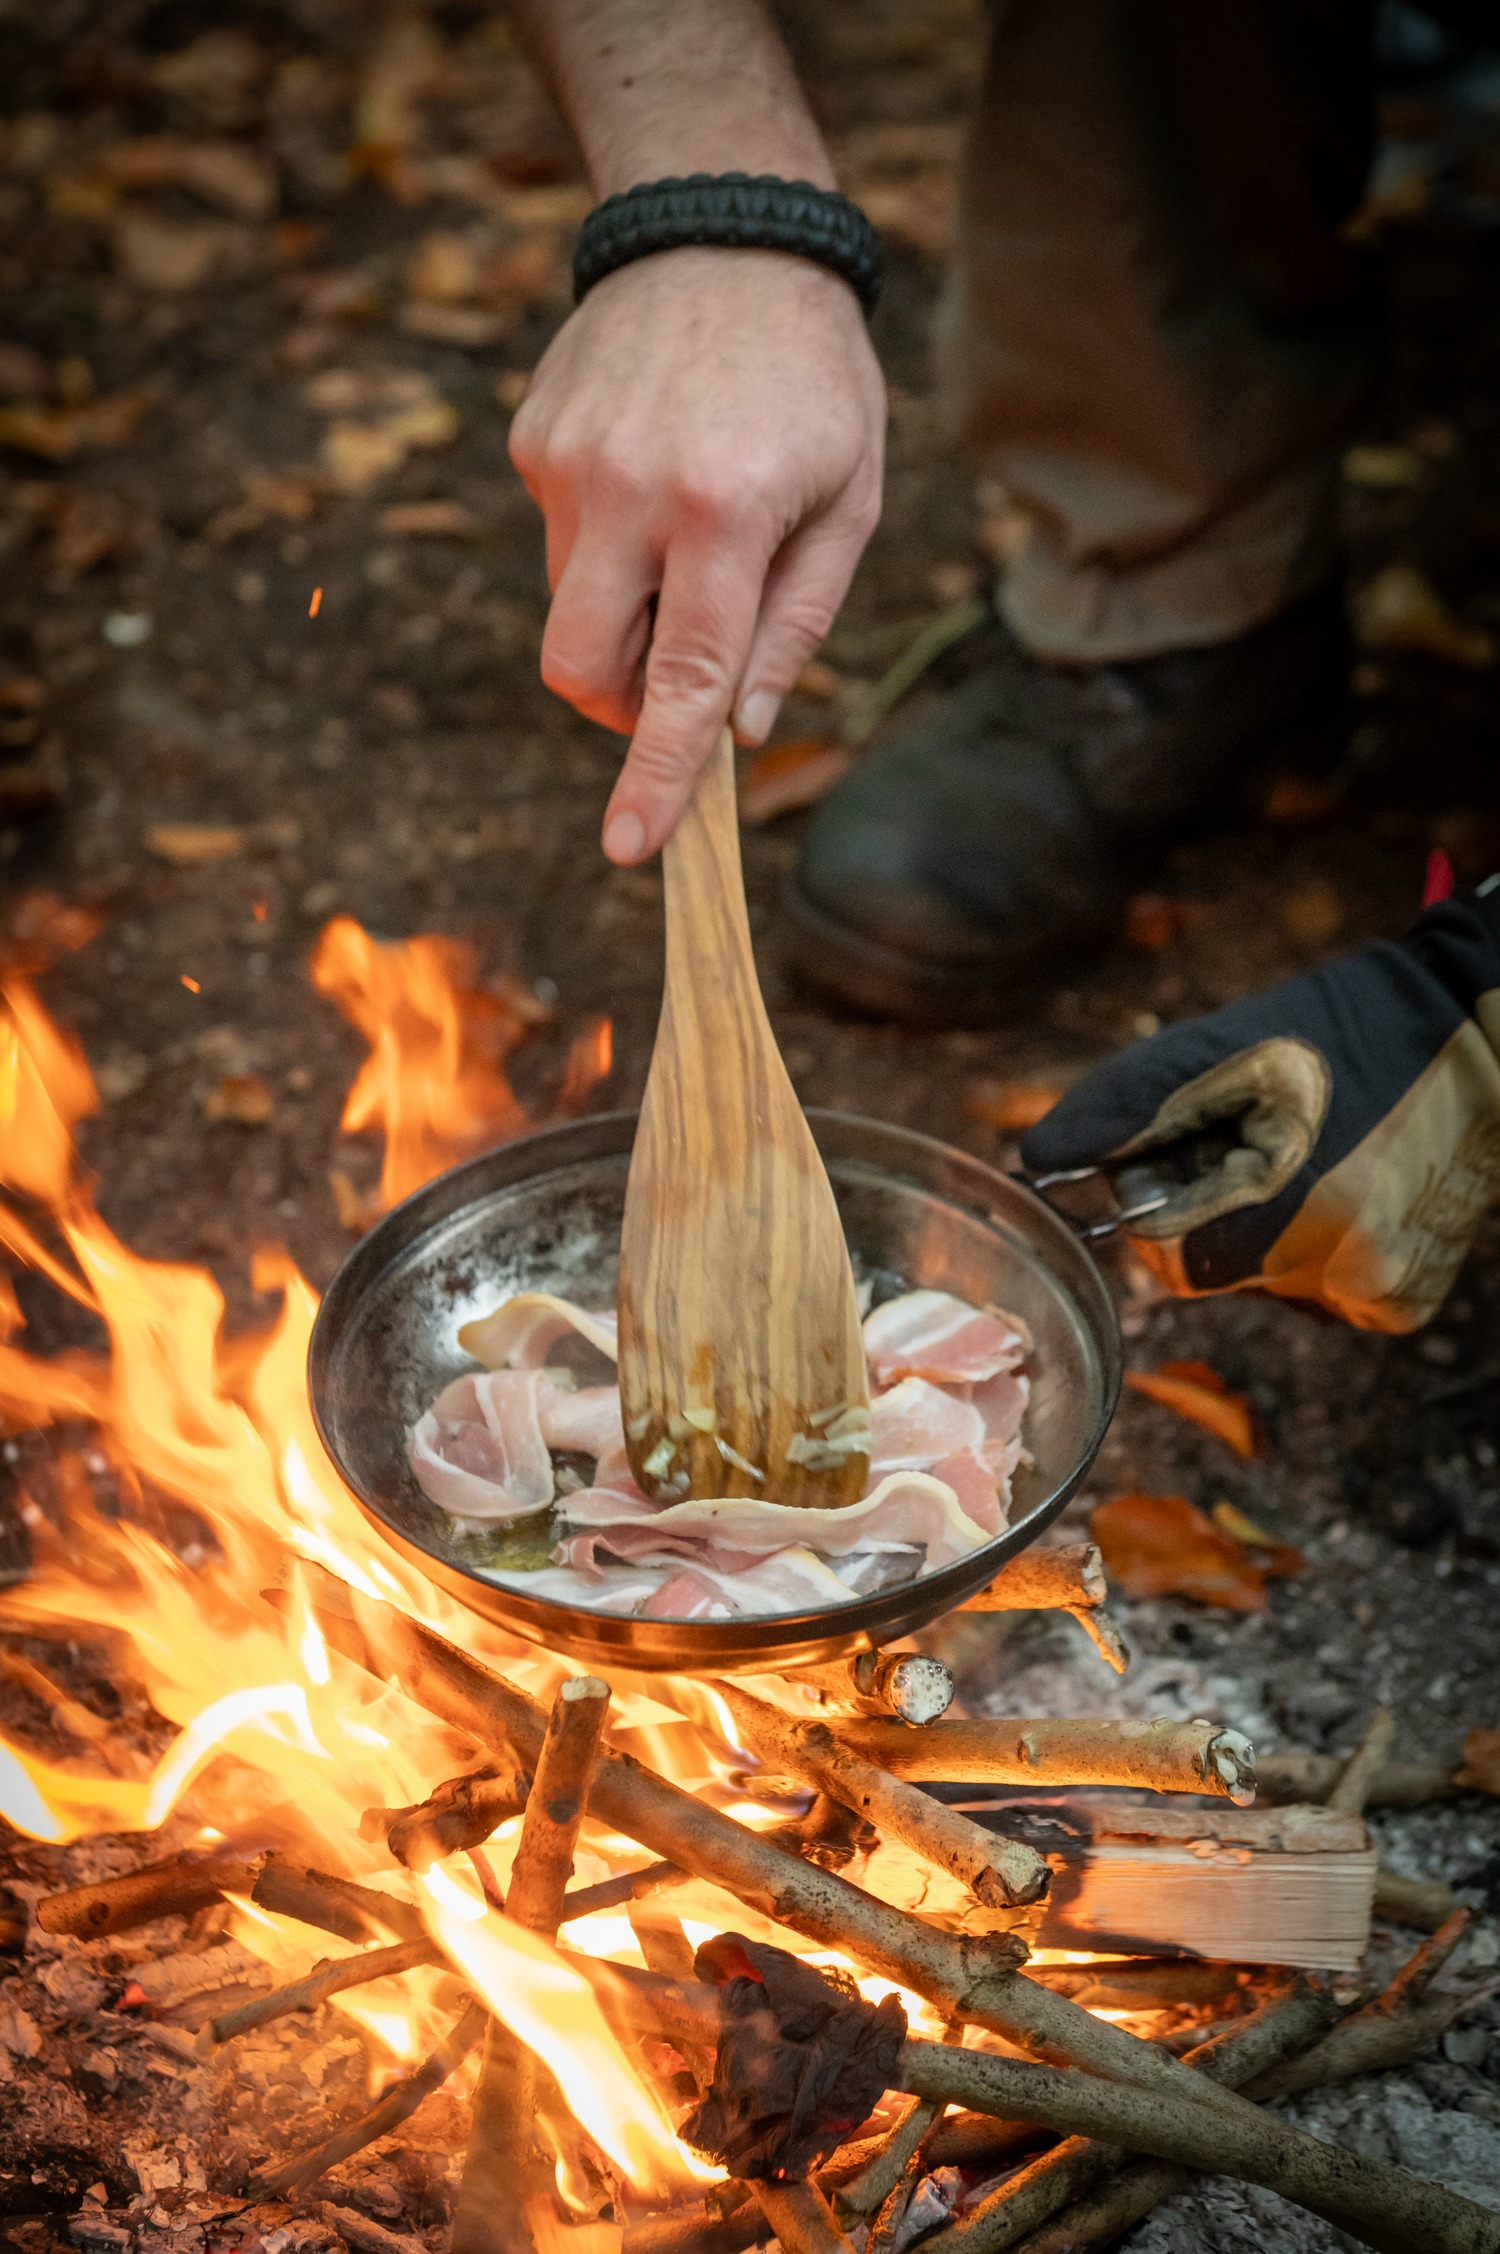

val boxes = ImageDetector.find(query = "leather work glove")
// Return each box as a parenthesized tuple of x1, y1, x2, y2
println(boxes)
(1019, 883, 1500, 1332)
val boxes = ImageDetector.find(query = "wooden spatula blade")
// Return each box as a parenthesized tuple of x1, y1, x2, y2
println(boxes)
(617, 730, 870, 1509)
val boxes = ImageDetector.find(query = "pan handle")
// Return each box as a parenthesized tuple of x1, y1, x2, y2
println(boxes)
(1012, 1164, 1171, 1244)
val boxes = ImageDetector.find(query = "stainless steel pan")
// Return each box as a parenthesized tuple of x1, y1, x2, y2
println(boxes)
(307, 1109, 1122, 1674)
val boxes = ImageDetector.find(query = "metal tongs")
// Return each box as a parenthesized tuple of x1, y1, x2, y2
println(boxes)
(1015, 1117, 1252, 1243)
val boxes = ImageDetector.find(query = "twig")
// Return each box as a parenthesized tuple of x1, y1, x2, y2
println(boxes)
(1328, 1706, 1395, 1815)
(203, 1936, 437, 2047)
(958, 1544, 1129, 1672)
(451, 1675, 612, 2254)
(1372, 1907, 1470, 2014)
(561, 1860, 685, 1918)
(831, 1716, 1255, 1803)
(755, 2180, 858, 2254)
(924, 1984, 1334, 2254)
(716, 1680, 1050, 1908)
(298, 1567, 1289, 2114)
(898, 2035, 1500, 2254)
(840, 595, 988, 747)
(362, 1761, 531, 1869)
(788, 1651, 956, 1723)
(36, 1850, 424, 1946)
(252, 1999, 488, 2198)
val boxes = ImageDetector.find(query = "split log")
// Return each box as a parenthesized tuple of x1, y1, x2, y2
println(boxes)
(452, 1675, 612, 2254)
(297, 1566, 1291, 2116)
(253, 1999, 488, 2198)
(924, 1983, 1334, 2254)
(959, 1544, 1129, 1673)
(830, 1716, 1255, 1803)
(787, 1651, 956, 1723)
(715, 1681, 1050, 1908)
(898, 2035, 1500, 2254)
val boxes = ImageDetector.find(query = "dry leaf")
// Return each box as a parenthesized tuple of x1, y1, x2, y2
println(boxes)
(114, 213, 251, 293)
(1092, 1492, 1269, 1612)
(1455, 1729, 1500, 1796)
(100, 137, 277, 219)
(151, 31, 263, 123)
(737, 737, 853, 826)
(1209, 1499, 1303, 1578)
(0, 389, 149, 461)
(1122, 1360, 1258, 1459)
(379, 499, 473, 538)
(407, 229, 482, 304)
(204, 1072, 273, 1125)
(963, 1077, 1064, 1133)
(1342, 444, 1425, 489)
(144, 823, 245, 866)
(1121, 893, 1187, 951)
(1280, 878, 1343, 948)
(494, 369, 531, 412)
(398, 302, 509, 347)
(1353, 563, 1496, 670)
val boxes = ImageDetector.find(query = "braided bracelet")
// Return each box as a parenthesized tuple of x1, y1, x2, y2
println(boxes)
(572, 172, 884, 316)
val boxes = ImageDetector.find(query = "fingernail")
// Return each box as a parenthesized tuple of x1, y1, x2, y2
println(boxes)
(603, 809, 647, 863)
(737, 689, 780, 745)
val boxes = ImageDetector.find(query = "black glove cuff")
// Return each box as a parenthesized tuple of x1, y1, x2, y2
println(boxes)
(572, 173, 884, 315)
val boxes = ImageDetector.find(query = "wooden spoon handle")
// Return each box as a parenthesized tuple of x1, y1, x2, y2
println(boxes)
(659, 726, 760, 1029)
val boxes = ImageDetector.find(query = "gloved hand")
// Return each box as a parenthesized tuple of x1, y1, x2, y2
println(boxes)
(1019, 884, 1500, 1331)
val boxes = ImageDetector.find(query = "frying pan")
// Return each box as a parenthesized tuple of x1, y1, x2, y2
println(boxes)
(307, 1109, 1122, 1674)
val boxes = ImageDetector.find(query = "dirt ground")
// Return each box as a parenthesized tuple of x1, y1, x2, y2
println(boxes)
(3, 3, 1500, 2250)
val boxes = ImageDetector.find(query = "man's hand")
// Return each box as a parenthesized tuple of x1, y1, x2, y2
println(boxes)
(509, 244, 885, 863)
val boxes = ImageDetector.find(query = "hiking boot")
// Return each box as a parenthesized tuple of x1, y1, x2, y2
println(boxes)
(784, 583, 1350, 1024)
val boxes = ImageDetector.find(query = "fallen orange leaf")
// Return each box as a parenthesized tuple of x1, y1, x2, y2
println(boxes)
(1456, 1730, 1500, 1796)
(1092, 1492, 1267, 1613)
(1123, 1364, 1258, 1459)
(1209, 1499, 1303, 1579)
(963, 1077, 1064, 1134)
(737, 737, 853, 826)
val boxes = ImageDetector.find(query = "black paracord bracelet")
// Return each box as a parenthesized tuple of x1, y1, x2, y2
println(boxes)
(572, 173, 884, 316)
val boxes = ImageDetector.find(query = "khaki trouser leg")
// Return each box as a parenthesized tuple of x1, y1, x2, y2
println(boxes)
(936, 0, 1380, 662)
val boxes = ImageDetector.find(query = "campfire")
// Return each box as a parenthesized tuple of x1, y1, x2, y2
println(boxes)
(0, 936, 1496, 2254)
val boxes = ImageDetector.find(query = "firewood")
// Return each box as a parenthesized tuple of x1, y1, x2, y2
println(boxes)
(252, 1999, 489, 2198)
(958, 1543, 1130, 1672)
(35, 1852, 261, 1939)
(787, 1651, 956, 1723)
(361, 1761, 531, 1868)
(1256, 1747, 1458, 1805)
(755, 2180, 857, 2254)
(452, 1675, 612, 2254)
(1327, 1705, 1395, 1815)
(1372, 1865, 1458, 1930)
(715, 1681, 1051, 1908)
(923, 1982, 1335, 2254)
(296, 1567, 1312, 2118)
(201, 1937, 439, 2048)
(830, 1717, 1256, 1802)
(897, 2036, 1500, 2254)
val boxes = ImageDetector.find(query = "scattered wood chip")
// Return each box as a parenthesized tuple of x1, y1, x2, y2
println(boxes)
(963, 1076, 1064, 1133)
(113, 213, 253, 294)
(1092, 1491, 1275, 1612)
(1122, 1359, 1259, 1459)
(1280, 877, 1344, 948)
(406, 228, 482, 304)
(737, 737, 853, 825)
(144, 822, 245, 865)
(306, 371, 460, 494)
(379, 499, 473, 537)
(1353, 563, 1496, 670)
(98, 136, 277, 218)
(398, 302, 509, 346)
(204, 1073, 273, 1125)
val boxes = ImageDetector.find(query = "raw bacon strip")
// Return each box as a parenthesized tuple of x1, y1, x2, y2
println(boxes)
(971, 1368, 1030, 1451)
(869, 1377, 984, 1471)
(929, 1449, 1003, 1536)
(557, 1471, 990, 1570)
(408, 1371, 553, 1523)
(637, 1546, 854, 1618)
(537, 1378, 625, 1462)
(484, 1562, 671, 1614)
(458, 1293, 618, 1371)
(863, 1290, 1028, 1387)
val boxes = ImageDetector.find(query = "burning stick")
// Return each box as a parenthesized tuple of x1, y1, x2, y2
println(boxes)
(361, 1760, 531, 1868)
(203, 1936, 437, 2046)
(452, 1674, 613, 2254)
(714, 1681, 1050, 1908)
(897, 2038, 1500, 2254)
(36, 1850, 424, 1945)
(958, 1542, 1129, 1673)
(831, 1715, 1255, 1802)
(788, 1651, 956, 1723)
(254, 1999, 489, 2198)
(755, 2182, 856, 2254)
(298, 1568, 1293, 2116)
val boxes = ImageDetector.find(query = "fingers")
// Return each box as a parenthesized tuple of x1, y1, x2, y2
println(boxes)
(732, 495, 881, 745)
(601, 536, 766, 863)
(540, 523, 655, 737)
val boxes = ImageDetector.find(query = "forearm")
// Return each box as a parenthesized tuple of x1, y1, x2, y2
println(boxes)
(511, 0, 835, 195)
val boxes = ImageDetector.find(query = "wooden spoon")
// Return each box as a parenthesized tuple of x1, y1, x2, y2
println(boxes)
(617, 727, 871, 1508)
